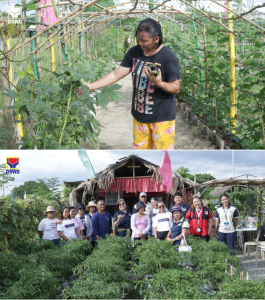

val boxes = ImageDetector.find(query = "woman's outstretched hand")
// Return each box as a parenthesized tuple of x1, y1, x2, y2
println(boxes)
(75, 83, 91, 98)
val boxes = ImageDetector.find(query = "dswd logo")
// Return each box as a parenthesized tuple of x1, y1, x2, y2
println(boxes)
(6, 158, 20, 174)
(8, 5, 23, 24)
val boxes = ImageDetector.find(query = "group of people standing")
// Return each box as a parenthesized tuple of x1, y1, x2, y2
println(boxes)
(38, 192, 239, 251)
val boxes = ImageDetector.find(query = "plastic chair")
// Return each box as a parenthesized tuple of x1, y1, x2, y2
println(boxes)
(255, 244, 265, 267)
(243, 229, 261, 260)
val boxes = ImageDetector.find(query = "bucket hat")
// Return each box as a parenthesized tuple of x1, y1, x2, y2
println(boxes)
(136, 201, 146, 211)
(76, 203, 85, 211)
(44, 206, 57, 215)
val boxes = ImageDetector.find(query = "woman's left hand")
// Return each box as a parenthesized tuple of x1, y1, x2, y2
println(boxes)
(144, 67, 162, 87)
(56, 220, 62, 224)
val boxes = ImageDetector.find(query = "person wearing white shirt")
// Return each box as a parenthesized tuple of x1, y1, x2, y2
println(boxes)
(153, 200, 172, 241)
(38, 206, 60, 245)
(57, 206, 83, 242)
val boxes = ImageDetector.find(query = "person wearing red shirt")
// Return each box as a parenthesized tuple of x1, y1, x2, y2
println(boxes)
(185, 196, 213, 242)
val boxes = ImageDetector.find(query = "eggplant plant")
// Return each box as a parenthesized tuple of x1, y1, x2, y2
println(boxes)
(2, 50, 125, 149)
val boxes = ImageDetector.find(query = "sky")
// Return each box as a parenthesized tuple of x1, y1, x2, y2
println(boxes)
(1, 150, 265, 196)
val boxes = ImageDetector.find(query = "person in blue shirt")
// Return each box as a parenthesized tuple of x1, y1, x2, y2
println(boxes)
(166, 206, 189, 250)
(113, 199, 132, 237)
(92, 200, 112, 244)
(169, 192, 190, 219)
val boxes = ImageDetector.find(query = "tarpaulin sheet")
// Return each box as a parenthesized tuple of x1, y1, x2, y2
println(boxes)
(100, 178, 167, 193)
(40, 0, 58, 30)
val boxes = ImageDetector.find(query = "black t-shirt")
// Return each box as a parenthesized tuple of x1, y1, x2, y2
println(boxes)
(120, 45, 180, 123)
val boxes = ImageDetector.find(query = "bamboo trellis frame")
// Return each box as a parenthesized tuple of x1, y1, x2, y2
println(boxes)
(1, 0, 265, 148)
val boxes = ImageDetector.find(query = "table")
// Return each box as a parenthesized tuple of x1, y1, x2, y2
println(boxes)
(236, 227, 257, 251)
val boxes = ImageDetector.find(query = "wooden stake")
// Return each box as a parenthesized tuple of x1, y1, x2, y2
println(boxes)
(214, 88, 218, 131)
(260, 110, 265, 149)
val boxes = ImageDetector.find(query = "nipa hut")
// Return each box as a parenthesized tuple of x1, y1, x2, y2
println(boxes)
(69, 154, 196, 214)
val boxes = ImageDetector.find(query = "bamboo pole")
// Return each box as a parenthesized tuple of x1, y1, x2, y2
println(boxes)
(228, 0, 236, 133)
(192, 12, 203, 98)
(203, 25, 208, 95)
(49, 33, 56, 71)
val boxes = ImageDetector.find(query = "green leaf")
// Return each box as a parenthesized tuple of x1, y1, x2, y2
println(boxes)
(96, 93, 109, 109)
(0, 128, 12, 141)
(18, 71, 25, 79)
(26, 68, 34, 75)
(2, 87, 17, 98)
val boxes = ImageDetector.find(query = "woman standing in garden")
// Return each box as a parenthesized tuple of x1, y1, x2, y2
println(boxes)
(86, 201, 97, 219)
(76, 203, 93, 241)
(76, 18, 180, 150)
(214, 193, 239, 250)
(166, 206, 189, 246)
(185, 196, 213, 242)
(57, 206, 83, 241)
(131, 202, 151, 240)
(68, 206, 84, 239)
(153, 200, 172, 241)
(38, 206, 60, 245)
(113, 199, 132, 237)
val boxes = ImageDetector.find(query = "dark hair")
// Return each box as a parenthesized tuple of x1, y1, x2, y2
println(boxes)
(59, 206, 70, 221)
(157, 200, 165, 208)
(174, 192, 183, 198)
(68, 206, 76, 213)
(115, 199, 127, 212)
(172, 209, 183, 221)
(136, 18, 163, 48)
(220, 193, 230, 206)
(150, 197, 157, 202)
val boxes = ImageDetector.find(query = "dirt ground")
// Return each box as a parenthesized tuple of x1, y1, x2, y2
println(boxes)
(89, 74, 216, 150)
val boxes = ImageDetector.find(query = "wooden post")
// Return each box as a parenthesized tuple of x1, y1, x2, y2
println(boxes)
(204, 26, 208, 96)
(62, 4, 67, 55)
(36, 5, 42, 78)
(228, 0, 236, 133)
(0, 69, 15, 149)
(171, 194, 174, 206)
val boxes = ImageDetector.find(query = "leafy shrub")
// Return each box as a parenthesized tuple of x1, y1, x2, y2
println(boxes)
(65, 236, 132, 299)
(37, 239, 92, 279)
(131, 237, 182, 277)
(2, 264, 60, 299)
(12, 240, 56, 255)
(216, 277, 265, 299)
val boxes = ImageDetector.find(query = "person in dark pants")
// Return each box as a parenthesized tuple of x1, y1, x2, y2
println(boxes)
(113, 199, 132, 237)
(153, 200, 172, 241)
(92, 200, 112, 245)
(215, 193, 239, 250)
(169, 192, 190, 219)
(131, 202, 150, 241)
(185, 196, 213, 242)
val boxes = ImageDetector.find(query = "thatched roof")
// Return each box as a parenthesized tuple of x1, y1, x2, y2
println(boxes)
(210, 186, 233, 197)
(69, 154, 196, 206)
(199, 178, 265, 196)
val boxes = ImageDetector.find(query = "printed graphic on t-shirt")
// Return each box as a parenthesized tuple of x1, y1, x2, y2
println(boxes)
(132, 59, 160, 116)
(158, 218, 170, 223)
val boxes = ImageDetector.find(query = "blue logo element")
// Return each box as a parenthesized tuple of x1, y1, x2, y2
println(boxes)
(7, 158, 19, 169)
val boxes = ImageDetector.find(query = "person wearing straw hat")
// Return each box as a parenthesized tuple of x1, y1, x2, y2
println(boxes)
(86, 201, 97, 220)
(38, 206, 60, 245)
